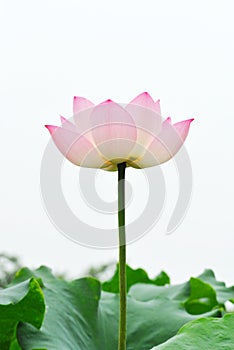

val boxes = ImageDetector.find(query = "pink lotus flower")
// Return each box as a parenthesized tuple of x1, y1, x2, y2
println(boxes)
(45, 92, 193, 171)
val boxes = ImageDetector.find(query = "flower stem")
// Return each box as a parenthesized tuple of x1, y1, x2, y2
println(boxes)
(117, 162, 127, 350)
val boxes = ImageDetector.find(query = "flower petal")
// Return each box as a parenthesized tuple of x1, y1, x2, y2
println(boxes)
(129, 92, 161, 114)
(155, 99, 161, 115)
(45, 125, 106, 168)
(73, 96, 94, 115)
(173, 118, 194, 141)
(90, 100, 137, 162)
(60, 116, 77, 132)
(73, 98, 95, 145)
(131, 118, 194, 168)
(126, 92, 162, 150)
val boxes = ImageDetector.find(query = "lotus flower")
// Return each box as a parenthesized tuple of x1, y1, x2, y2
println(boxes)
(45, 92, 193, 171)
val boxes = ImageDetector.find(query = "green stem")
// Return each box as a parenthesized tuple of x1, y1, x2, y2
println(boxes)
(117, 162, 127, 350)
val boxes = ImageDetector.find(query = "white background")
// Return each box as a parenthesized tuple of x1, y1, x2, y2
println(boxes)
(0, 0, 234, 284)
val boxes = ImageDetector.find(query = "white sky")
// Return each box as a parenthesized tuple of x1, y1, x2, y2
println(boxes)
(0, 0, 234, 284)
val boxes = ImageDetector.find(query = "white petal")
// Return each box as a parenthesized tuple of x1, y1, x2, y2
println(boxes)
(126, 92, 162, 149)
(132, 118, 194, 168)
(45, 125, 106, 168)
(90, 100, 137, 162)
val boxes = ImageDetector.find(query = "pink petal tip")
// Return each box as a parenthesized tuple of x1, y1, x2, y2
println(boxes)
(60, 116, 68, 124)
(166, 117, 172, 123)
(45, 125, 58, 134)
(103, 99, 113, 103)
